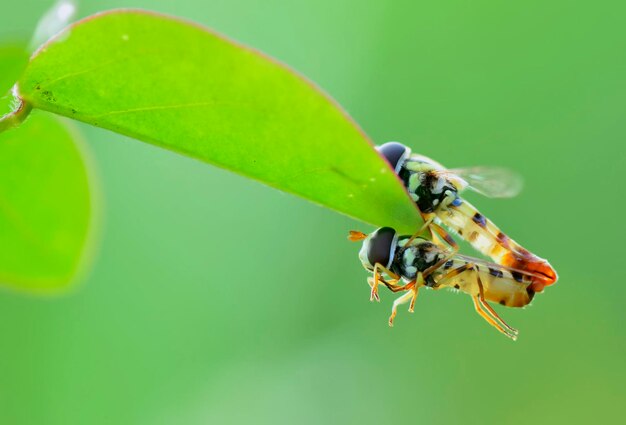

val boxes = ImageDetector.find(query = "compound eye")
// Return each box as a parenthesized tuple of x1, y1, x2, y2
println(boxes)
(376, 142, 410, 174)
(367, 227, 397, 269)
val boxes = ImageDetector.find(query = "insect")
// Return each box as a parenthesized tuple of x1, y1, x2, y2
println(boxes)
(376, 142, 557, 293)
(349, 226, 544, 340)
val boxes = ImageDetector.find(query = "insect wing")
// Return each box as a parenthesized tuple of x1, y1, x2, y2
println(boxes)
(30, 1, 78, 52)
(451, 253, 544, 282)
(443, 166, 523, 198)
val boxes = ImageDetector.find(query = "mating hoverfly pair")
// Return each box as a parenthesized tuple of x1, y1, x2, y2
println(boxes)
(349, 142, 557, 340)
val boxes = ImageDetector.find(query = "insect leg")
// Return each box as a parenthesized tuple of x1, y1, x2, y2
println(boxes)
(423, 246, 458, 279)
(473, 268, 518, 340)
(371, 263, 401, 302)
(367, 276, 402, 299)
(388, 283, 416, 327)
(474, 270, 519, 337)
(408, 273, 425, 312)
(431, 262, 518, 339)
(472, 295, 517, 340)
(440, 190, 458, 208)
(431, 263, 474, 288)
(369, 277, 414, 293)
(397, 216, 435, 255)
(429, 221, 458, 251)
(478, 298, 519, 337)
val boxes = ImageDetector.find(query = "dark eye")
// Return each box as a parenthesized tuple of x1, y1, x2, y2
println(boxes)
(367, 227, 397, 269)
(376, 142, 410, 174)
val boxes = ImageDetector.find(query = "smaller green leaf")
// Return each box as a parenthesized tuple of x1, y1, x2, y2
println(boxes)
(0, 44, 28, 96)
(0, 112, 95, 293)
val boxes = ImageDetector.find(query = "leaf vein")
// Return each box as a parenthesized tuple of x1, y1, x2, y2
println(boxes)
(89, 101, 233, 118)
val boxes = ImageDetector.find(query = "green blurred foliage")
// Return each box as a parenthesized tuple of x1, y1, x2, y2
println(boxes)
(0, 111, 94, 291)
(0, 1, 624, 424)
(0, 44, 28, 95)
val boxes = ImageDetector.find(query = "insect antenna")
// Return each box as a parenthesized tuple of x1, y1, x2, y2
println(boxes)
(347, 230, 368, 241)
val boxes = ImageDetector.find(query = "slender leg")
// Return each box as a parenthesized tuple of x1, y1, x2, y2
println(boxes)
(478, 297, 518, 336)
(388, 283, 416, 327)
(432, 192, 461, 243)
(432, 263, 474, 288)
(387, 274, 425, 326)
(434, 263, 518, 339)
(367, 277, 402, 297)
(408, 285, 419, 313)
(440, 190, 456, 207)
(398, 216, 434, 255)
(424, 258, 518, 339)
(474, 271, 518, 337)
(439, 190, 463, 213)
(472, 269, 518, 339)
(369, 277, 414, 293)
(408, 273, 425, 312)
(429, 221, 458, 251)
(371, 263, 401, 302)
(472, 296, 517, 340)
(422, 247, 458, 280)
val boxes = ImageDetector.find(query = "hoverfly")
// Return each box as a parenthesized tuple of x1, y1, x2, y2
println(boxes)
(349, 227, 543, 340)
(376, 142, 557, 293)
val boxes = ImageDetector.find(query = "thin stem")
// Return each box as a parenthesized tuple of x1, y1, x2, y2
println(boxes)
(0, 86, 33, 133)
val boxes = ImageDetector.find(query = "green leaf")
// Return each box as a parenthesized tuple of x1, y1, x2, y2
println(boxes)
(19, 10, 422, 233)
(0, 112, 95, 293)
(0, 44, 28, 96)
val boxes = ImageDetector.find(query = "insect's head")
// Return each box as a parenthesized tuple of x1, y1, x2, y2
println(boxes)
(348, 227, 398, 272)
(376, 142, 411, 174)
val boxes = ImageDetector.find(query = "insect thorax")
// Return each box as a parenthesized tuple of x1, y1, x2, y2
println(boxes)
(399, 160, 458, 213)
(391, 238, 445, 283)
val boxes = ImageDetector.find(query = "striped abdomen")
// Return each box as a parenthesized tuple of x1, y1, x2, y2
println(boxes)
(436, 199, 557, 292)
(435, 259, 535, 308)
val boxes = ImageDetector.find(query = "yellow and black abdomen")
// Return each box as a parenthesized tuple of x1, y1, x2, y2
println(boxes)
(437, 199, 558, 293)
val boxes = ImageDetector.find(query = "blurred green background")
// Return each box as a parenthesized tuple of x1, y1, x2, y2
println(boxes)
(1, 1, 624, 424)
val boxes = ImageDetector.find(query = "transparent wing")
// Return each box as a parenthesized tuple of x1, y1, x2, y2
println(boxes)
(452, 253, 545, 281)
(443, 166, 523, 198)
(29, 0, 78, 52)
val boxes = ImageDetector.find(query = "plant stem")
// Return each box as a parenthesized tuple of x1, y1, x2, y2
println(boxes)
(0, 86, 32, 133)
